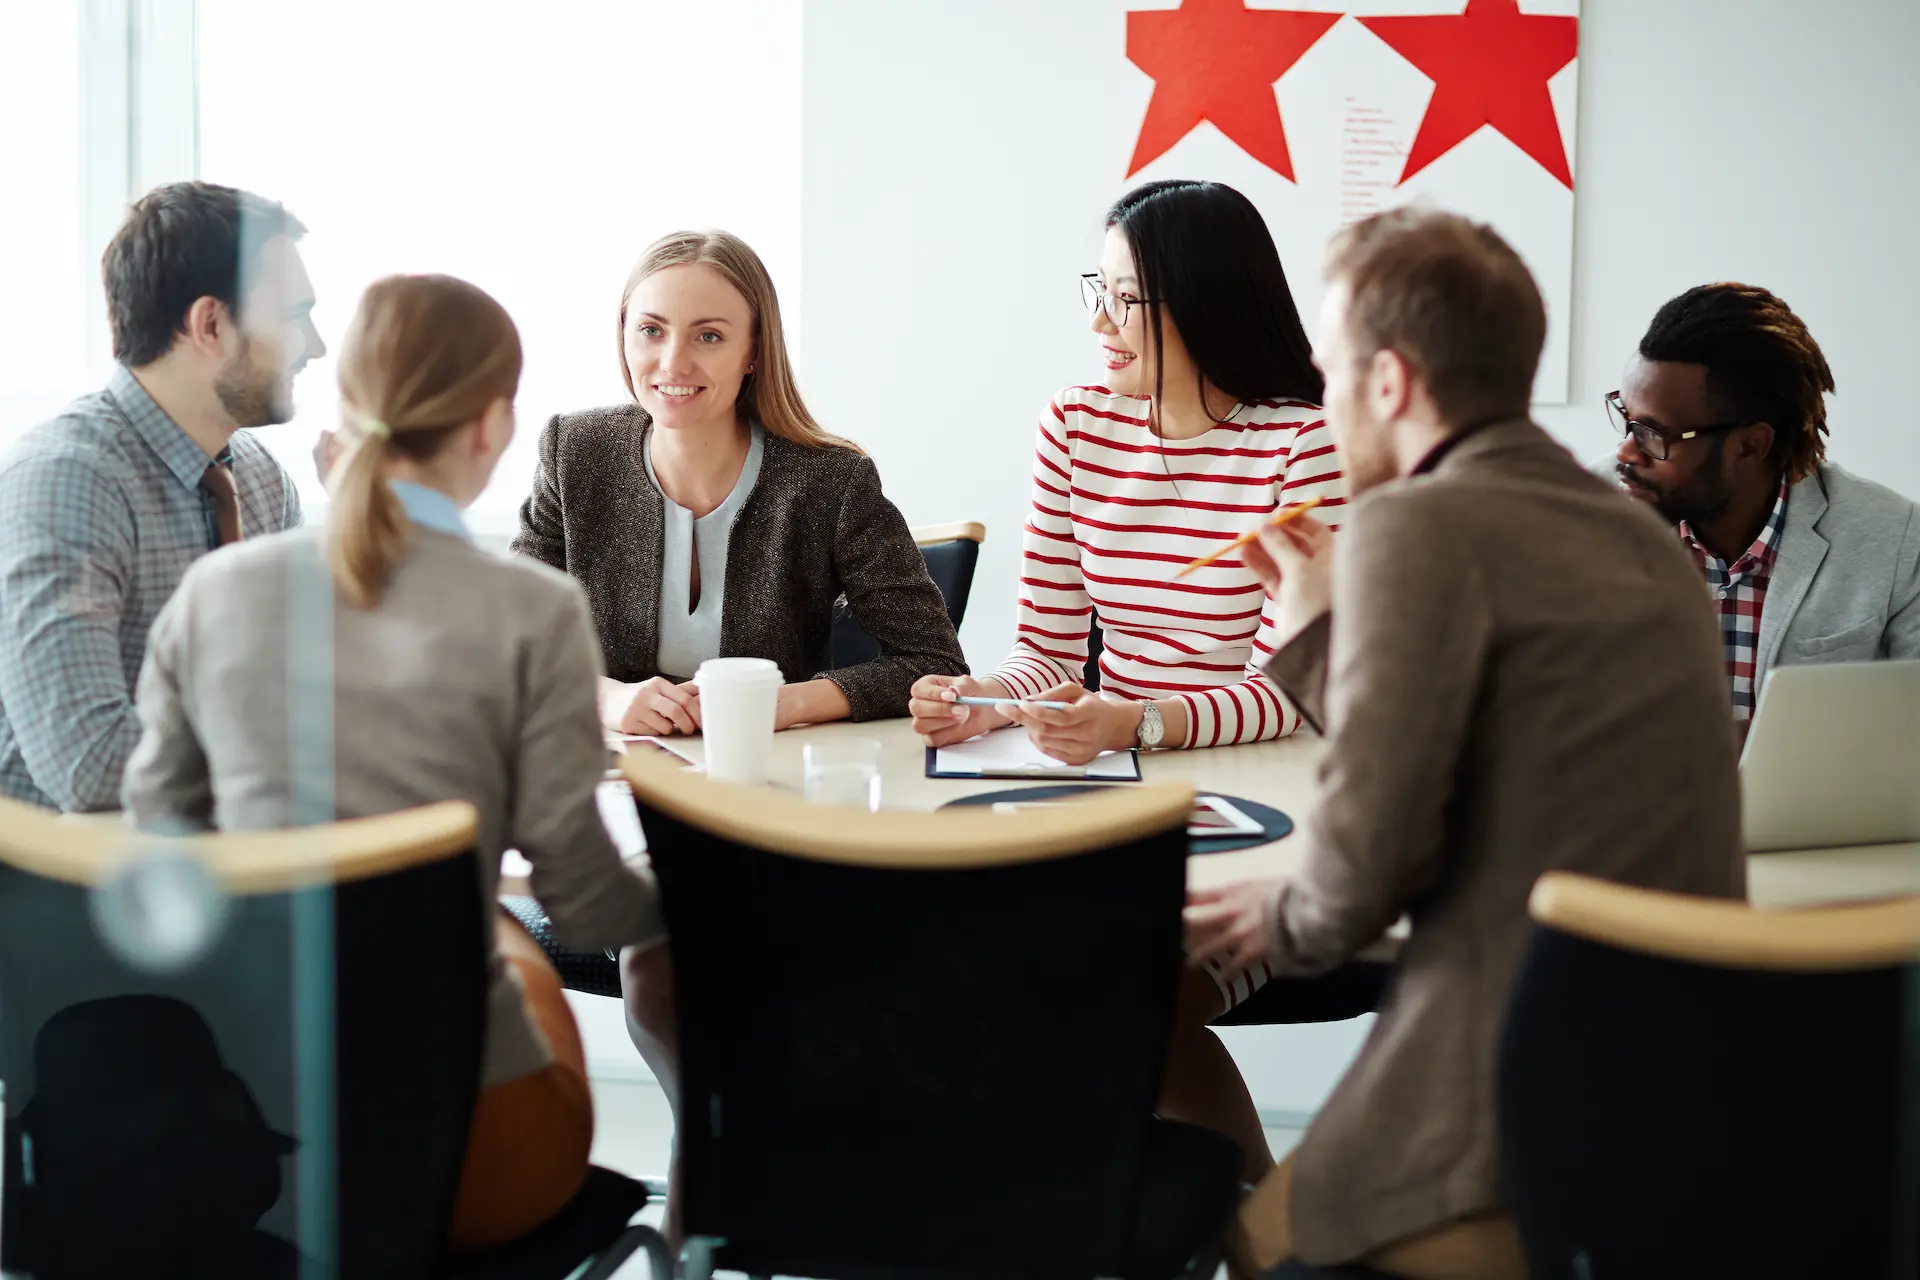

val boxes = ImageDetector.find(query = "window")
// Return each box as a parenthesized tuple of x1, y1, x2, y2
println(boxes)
(196, 0, 802, 532)
(0, 3, 84, 443)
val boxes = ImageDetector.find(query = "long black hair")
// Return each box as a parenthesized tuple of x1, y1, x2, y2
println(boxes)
(1105, 179, 1323, 429)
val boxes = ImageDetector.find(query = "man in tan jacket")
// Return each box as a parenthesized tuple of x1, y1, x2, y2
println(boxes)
(1186, 209, 1746, 1278)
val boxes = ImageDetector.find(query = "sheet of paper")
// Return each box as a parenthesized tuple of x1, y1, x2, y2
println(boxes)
(933, 726, 1138, 780)
(596, 782, 646, 857)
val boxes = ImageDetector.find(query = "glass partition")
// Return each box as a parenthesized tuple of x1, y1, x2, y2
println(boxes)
(196, 0, 803, 538)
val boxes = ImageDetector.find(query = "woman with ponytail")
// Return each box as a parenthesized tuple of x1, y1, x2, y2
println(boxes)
(122, 274, 667, 1250)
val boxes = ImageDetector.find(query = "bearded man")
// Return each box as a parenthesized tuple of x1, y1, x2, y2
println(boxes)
(0, 181, 320, 810)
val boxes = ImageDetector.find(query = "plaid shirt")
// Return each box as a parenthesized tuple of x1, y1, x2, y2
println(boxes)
(1680, 481, 1789, 723)
(0, 366, 301, 810)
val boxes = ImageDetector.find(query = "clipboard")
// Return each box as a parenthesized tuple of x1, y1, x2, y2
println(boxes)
(924, 726, 1142, 782)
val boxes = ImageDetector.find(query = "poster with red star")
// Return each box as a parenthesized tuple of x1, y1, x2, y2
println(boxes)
(1123, 0, 1581, 401)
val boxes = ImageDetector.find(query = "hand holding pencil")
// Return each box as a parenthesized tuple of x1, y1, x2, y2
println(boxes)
(1237, 499, 1334, 630)
(1175, 496, 1325, 578)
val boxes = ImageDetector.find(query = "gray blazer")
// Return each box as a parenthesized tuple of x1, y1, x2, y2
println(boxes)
(513, 407, 968, 717)
(122, 525, 665, 1088)
(1261, 421, 1745, 1264)
(1756, 461, 1920, 688)
(1587, 457, 1920, 691)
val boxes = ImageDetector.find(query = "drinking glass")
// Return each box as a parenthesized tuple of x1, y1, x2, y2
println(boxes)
(803, 738, 883, 811)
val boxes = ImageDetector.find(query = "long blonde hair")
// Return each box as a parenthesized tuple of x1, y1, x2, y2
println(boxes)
(330, 274, 522, 608)
(616, 230, 856, 452)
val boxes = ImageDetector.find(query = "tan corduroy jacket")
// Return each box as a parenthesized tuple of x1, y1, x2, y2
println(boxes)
(1256, 419, 1746, 1264)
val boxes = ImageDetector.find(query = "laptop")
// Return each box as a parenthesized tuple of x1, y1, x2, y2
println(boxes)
(1740, 660, 1920, 852)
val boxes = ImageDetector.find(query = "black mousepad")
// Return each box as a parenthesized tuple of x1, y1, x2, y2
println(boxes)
(940, 784, 1293, 855)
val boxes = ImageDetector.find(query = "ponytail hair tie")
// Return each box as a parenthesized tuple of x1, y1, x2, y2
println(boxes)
(360, 417, 392, 440)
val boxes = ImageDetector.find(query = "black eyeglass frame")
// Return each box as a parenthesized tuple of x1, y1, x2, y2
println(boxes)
(1605, 390, 1755, 461)
(1079, 274, 1159, 328)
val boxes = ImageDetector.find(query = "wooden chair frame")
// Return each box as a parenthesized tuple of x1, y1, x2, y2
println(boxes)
(1529, 871, 1920, 972)
(0, 794, 478, 892)
(909, 520, 986, 547)
(620, 744, 1192, 869)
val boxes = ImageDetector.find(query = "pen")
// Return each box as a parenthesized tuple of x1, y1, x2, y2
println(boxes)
(1174, 495, 1326, 578)
(954, 696, 1074, 711)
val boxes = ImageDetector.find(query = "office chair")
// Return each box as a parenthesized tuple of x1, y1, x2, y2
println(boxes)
(0, 796, 658, 1280)
(525, 519, 991, 1003)
(624, 747, 1241, 1279)
(1499, 872, 1920, 1279)
(830, 520, 985, 668)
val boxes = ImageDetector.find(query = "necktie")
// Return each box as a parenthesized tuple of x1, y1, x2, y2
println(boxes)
(201, 462, 242, 548)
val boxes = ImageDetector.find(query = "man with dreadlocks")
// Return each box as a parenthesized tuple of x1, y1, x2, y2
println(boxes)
(1610, 283, 1920, 736)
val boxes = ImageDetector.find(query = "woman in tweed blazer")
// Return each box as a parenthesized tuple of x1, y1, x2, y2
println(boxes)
(513, 230, 965, 736)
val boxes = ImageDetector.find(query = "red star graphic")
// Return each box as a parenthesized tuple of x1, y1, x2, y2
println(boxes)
(1359, 0, 1579, 189)
(1126, 0, 1343, 181)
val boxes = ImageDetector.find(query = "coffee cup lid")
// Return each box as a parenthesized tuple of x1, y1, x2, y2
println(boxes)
(694, 657, 784, 685)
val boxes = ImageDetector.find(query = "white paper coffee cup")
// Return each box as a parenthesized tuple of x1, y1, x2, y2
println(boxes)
(693, 657, 784, 785)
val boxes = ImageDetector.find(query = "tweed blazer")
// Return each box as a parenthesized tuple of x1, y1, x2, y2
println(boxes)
(1256, 420, 1746, 1264)
(512, 406, 967, 719)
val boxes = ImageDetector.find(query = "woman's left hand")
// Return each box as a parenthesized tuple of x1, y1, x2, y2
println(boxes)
(1000, 684, 1144, 766)
(1184, 877, 1285, 975)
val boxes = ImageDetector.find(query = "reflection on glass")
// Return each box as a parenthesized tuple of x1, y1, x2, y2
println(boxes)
(89, 848, 231, 974)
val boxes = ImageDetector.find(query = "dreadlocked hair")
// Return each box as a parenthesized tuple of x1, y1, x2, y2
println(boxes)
(1638, 283, 1834, 484)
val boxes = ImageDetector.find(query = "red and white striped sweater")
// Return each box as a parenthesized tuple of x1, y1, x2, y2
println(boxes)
(990, 386, 1347, 748)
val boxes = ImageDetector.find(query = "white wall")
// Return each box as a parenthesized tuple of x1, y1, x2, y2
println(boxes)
(1529, 0, 1920, 493)
(798, 0, 1920, 1114)
(801, 0, 1920, 674)
(195, 0, 802, 531)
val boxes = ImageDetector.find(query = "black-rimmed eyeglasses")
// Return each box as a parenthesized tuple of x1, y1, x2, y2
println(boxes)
(1080, 274, 1158, 328)
(1605, 390, 1753, 461)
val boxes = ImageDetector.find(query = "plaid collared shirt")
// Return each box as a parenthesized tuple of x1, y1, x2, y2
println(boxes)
(1680, 480, 1789, 723)
(0, 366, 301, 810)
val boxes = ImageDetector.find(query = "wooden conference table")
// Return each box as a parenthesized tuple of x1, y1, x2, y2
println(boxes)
(562, 717, 1920, 911)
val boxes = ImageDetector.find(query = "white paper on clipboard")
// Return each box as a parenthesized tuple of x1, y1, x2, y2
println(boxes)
(930, 726, 1140, 780)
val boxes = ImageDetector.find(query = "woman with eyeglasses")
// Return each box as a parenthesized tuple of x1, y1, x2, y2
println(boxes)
(909, 178, 1350, 1180)
(911, 179, 1344, 763)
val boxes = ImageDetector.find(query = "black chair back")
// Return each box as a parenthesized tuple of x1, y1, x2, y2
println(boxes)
(630, 758, 1199, 1279)
(1499, 917, 1918, 1279)
(1084, 616, 1105, 690)
(831, 530, 980, 668)
(0, 803, 488, 1280)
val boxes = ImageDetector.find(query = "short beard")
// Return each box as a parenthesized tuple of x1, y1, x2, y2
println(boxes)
(1338, 407, 1398, 495)
(214, 335, 289, 429)
(1640, 437, 1734, 527)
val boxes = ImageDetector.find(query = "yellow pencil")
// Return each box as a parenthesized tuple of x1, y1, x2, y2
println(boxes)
(1174, 496, 1325, 578)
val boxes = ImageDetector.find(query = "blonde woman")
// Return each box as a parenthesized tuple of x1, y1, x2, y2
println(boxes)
(122, 274, 665, 1250)
(513, 229, 967, 737)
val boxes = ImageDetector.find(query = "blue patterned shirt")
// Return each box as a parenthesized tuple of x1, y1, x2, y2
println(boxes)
(0, 366, 302, 810)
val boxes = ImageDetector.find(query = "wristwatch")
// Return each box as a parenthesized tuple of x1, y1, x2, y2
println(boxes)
(1136, 700, 1165, 750)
